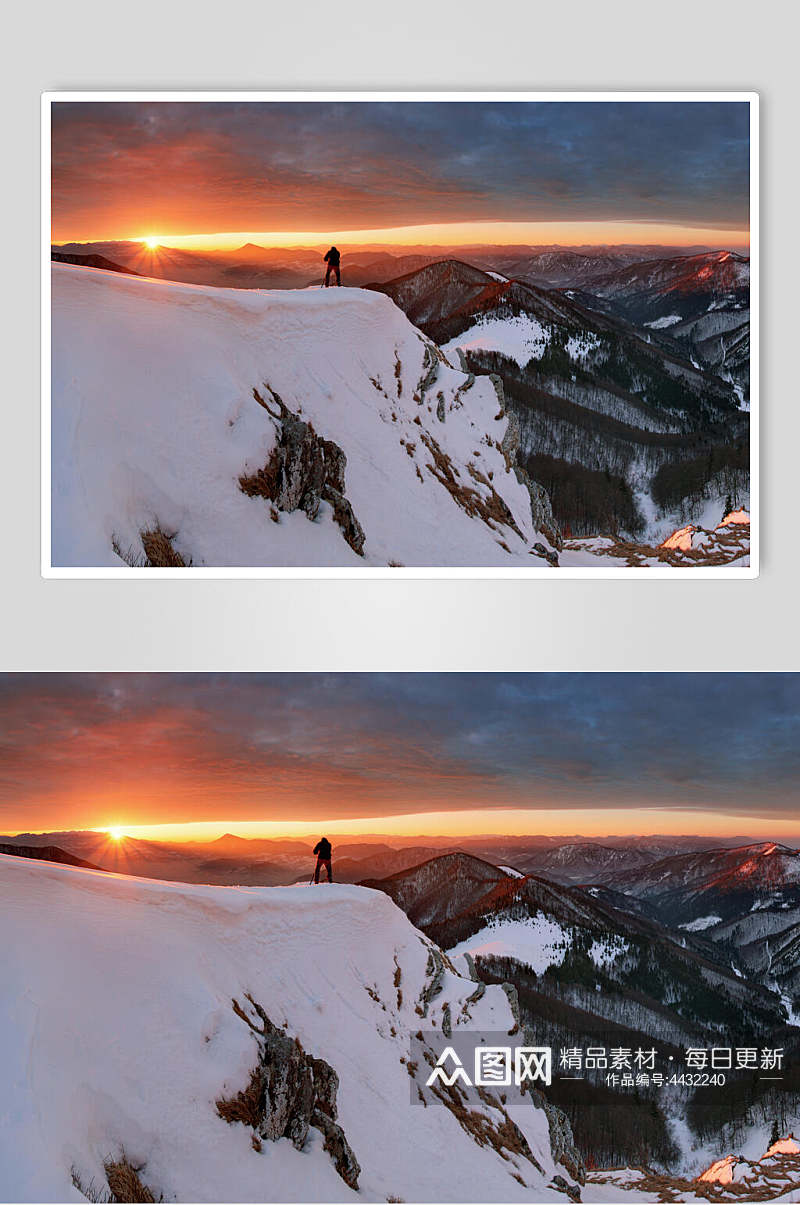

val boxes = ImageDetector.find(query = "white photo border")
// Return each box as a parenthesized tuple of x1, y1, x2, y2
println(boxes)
(41, 90, 759, 580)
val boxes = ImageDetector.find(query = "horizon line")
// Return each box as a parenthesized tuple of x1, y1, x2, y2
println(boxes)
(50, 219, 751, 253)
(4, 822, 798, 847)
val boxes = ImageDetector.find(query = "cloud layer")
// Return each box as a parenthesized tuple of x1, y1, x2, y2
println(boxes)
(50, 101, 750, 240)
(0, 674, 795, 831)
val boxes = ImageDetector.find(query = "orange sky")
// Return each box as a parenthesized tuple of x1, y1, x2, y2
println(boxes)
(2, 675, 796, 842)
(76, 809, 800, 846)
(116, 220, 750, 253)
(51, 101, 751, 248)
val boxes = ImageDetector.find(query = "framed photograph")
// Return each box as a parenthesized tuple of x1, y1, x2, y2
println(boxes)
(43, 92, 757, 577)
(2, 672, 798, 1204)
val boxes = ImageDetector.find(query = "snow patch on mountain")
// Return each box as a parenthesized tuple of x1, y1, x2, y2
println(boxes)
(447, 913, 628, 979)
(448, 916, 571, 975)
(645, 315, 682, 329)
(679, 915, 723, 932)
(441, 313, 551, 369)
(588, 936, 630, 968)
(565, 332, 602, 360)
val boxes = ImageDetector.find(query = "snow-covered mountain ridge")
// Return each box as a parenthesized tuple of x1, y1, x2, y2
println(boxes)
(0, 853, 580, 1203)
(51, 264, 560, 569)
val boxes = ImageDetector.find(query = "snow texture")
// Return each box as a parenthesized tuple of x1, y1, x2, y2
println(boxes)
(0, 853, 565, 1204)
(448, 916, 572, 976)
(441, 313, 551, 369)
(679, 915, 723, 932)
(51, 265, 554, 569)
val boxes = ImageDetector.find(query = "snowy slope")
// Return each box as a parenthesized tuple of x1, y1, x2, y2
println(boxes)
(448, 915, 573, 975)
(442, 313, 551, 368)
(0, 854, 569, 1204)
(51, 264, 557, 569)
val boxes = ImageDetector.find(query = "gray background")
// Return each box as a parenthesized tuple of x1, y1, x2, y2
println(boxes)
(2, 0, 795, 671)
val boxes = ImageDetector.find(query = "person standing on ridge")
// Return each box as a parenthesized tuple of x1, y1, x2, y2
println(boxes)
(323, 246, 341, 287)
(313, 836, 333, 883)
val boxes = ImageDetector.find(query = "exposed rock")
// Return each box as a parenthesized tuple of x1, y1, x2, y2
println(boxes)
(487, 373, 506, 415)
(530, 539, 559, 568)
(415, 341, 442, 400)
(217, 994, 360, 1190)
(491, 374, 562, 552)
(462, 952, 480, 982)
(529, 1087, 586, 1186)
(310, 1107, 361, 1190)
(418, 947, 447, 1016)
(240, 386, 365, 556)
(321, 485, 365, 556)
(516, 472, 562, 553)
(550, 1172, 582, 1201)
(499, 982, 522, 1035)
(320, 438, 347, 494)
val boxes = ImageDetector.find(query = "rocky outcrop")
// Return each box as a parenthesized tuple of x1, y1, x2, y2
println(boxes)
(310, 1107, 362, 1190)
(529, 1087, 585, 1188)
(414, 339, 445, 400)
(217, 994, 361, 1190)
(417, 946, 447, 1017)
(497, 980, 585, 1190)
(515, 472, 562, 555)
(550, 1172, 582, 1201)
(490, 376, 563, 554)
(240, 386, 365, 556)
(492, 981, 583, 1188)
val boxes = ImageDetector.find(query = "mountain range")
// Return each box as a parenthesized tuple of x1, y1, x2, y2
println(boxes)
(367, 256, 748, 541)
(363, 847, 799, 1169)
(568, 250, 750, 406)
(3, 830, 796, 1176)
(51, 238, 750, 559)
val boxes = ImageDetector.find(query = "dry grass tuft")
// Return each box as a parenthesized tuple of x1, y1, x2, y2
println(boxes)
(140, 527, 186, 568)
(113, 528, 188, 568)
(238, 447, 282, 502)
(429, 1080, 544, 1174)
(216, 1065, 266, 1128)
(72, 1155, 160, 1203)
(420, 432, 523, 542)
(103, 1158, 158, 1203)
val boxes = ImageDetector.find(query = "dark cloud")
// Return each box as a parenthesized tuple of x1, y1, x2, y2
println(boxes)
(0, 675, 795, 830)
(50, 101, 750, 237)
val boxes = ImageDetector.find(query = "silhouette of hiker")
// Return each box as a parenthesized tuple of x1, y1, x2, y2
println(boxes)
(323, 246, 341, 287)
(313, 836, 333, 883)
